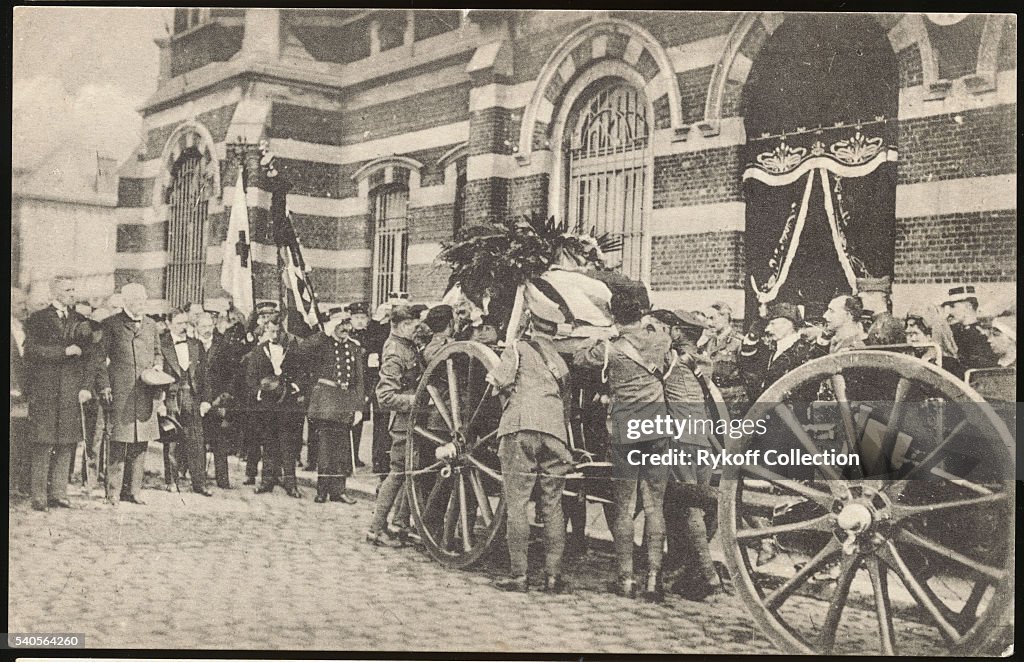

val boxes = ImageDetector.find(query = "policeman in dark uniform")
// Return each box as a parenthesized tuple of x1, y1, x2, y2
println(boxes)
(345, 301, 372, 468)
(286, 308, 366, 503)
(942, 285, 998, 370)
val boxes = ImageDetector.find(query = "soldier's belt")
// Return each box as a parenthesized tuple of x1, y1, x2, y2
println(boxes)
(318, 377, 350, 389)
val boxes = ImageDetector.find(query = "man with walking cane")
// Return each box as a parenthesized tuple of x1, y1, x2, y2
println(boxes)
(286, 307, 366, 503)
(23, 275, 100, 511)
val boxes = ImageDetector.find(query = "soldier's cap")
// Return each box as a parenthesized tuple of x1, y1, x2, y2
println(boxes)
(765, 302, 802, 325)
(255, 301, 279, 313)
(943, 285, 979, 307)
(991, 316, 1016, 341)
(423, 304, 454, 333)
(409, 303, 429, 319)
(671, 309, 710, 332)
(387, 292, 410, 305)
(390, 304, 419, 324)
(344, 301, 369, 315)
(327, 307, 351, 321)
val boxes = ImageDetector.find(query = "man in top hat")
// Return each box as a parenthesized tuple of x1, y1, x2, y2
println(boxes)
(483, 311, 574, 593)
(738, 301, 817, 402)
(159, 307, 213, 496)
(22, 275, 102, 510)
(96, 282, 164, 506)
(285, 307, 366, 503)
(942, 285, 998, 370)
(987, 316, 1016, 368)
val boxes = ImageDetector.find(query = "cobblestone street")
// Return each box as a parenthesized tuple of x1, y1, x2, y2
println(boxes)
(8, 445, 959, 654)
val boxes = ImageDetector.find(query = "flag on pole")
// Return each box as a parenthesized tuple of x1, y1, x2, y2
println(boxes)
(221, 170, 254, 318)
(282, 217, 321, 329)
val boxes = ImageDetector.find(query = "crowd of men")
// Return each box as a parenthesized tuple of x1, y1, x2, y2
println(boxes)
(10, 275, 1016, 602)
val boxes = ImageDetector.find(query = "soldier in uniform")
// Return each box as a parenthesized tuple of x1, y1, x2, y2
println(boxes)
(365, 302, 394, 477)
(345, 301, 372, 468)
(239, 313, 304, 497)
(648, 309, 721, 602)
(286, 307, 366, 504)
(421, 305, 455, 363)
(366, 305, 424, 547)
(480, 312, 574, 593)
(697, 302, 747, 416)
(573, 293, 675, 602)
(942, 285, 998, 370)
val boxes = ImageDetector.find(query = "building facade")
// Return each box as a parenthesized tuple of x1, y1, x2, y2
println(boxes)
(13, 146, 120, 303)
(114, 9, 1017, 317)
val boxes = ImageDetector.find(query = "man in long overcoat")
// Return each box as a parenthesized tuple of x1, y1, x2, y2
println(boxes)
(23, 275, 100, 511)
(97, 283, 163, 505)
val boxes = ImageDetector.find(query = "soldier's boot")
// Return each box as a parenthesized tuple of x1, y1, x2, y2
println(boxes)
(606, 575, 638, 598)
(493, 575, 528, 593)
(542, 575, 572, 594)
(641, 569, 665, 603)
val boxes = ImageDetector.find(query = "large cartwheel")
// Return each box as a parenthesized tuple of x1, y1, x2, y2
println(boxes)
(718, 351, 1015, 655)
(405, 341, 507, 569)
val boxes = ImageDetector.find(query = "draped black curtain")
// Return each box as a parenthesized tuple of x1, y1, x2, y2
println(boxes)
(741, 14, 898, 324)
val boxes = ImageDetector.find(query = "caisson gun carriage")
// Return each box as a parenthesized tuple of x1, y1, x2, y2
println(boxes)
(400, 215, 1014, 657)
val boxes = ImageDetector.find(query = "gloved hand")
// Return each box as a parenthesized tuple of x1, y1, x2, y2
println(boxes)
(78, 389, 93, 404)
(353, 410, 363, 426)
(199, 402, 212, 417)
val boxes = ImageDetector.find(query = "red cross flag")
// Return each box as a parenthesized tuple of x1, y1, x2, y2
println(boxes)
(221, 170, 254, 318)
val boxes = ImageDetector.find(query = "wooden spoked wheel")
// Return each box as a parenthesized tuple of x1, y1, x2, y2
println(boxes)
(405, 341, 507, 569)
(719, 351, 1015, 655)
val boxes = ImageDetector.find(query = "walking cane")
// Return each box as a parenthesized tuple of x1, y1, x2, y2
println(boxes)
(78, 400, 89, 487)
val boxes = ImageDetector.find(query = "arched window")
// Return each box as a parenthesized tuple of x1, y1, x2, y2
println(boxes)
(565, 82, 650, 279)
(166, 147, 209, 307)
(371, 184, 409, 307)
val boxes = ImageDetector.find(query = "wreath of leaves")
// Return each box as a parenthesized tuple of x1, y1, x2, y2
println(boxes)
(439, 214, 622, 308)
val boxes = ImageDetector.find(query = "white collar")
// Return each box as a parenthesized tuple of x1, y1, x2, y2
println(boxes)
(52, 302, 68, 314)
(772, 332, 801, 360)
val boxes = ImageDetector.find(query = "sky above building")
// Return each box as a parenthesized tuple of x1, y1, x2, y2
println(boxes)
(12, 6, 169, 170)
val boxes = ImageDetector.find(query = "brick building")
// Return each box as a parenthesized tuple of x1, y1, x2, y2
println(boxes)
(114, 9, 1016, 319)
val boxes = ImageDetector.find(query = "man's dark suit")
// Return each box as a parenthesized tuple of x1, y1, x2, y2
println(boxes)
(239, 338, 304, 492)
(160, 332, 211, 492)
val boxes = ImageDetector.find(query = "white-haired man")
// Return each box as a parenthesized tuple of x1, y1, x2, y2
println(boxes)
(96, 283, 163, 505)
